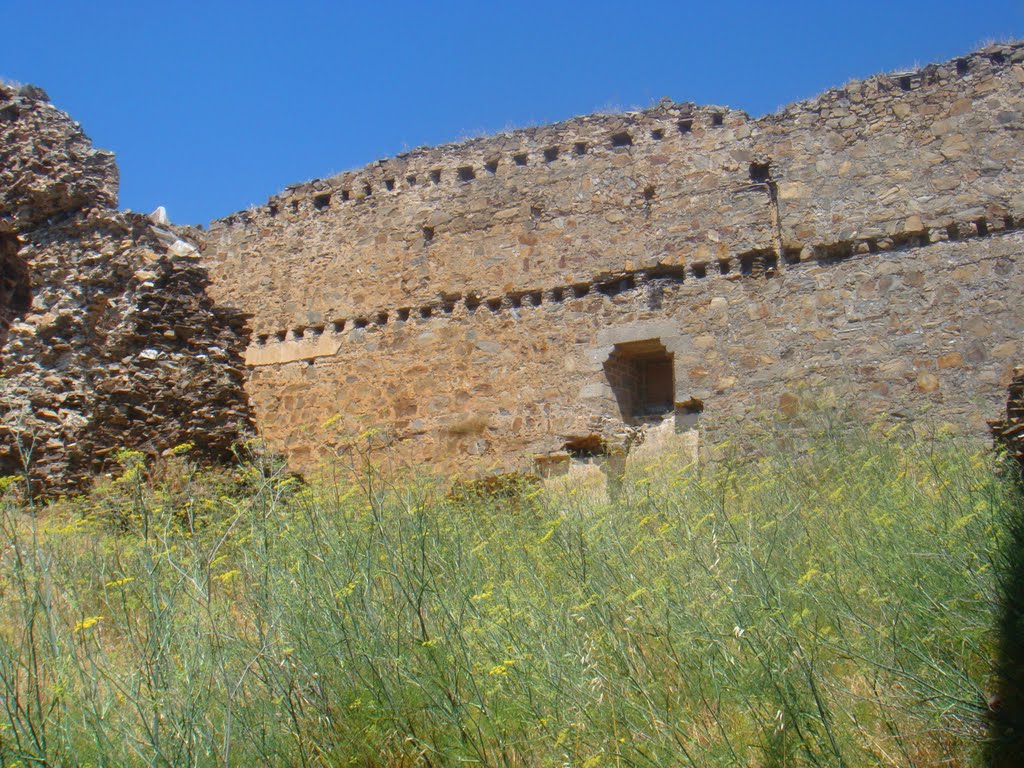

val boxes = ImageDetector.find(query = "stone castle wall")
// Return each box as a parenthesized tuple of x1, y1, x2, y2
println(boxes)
(201, 43, 1024, 475)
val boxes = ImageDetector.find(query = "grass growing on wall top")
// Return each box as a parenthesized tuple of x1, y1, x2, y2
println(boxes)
(0, 423, 1011, 766)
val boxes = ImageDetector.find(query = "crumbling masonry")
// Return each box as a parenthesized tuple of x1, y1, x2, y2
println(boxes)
(0, 83, 254, 494)
(3, 43, 1024, 490)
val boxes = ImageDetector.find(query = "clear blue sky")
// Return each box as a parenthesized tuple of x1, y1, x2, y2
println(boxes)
(4, 1, 1023, 225)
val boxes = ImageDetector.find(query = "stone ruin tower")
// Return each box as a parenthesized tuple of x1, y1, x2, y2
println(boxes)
(0, 83, 255, 495)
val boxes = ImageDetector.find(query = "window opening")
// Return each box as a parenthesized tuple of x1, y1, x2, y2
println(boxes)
(604, 339, 675, 423)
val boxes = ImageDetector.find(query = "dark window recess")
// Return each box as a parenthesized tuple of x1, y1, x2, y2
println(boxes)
(484, 158, 499, 173)
(574, 141, 588, 155)
(275, 330, 287, 342)
(458, 166, 475, 182)
(718, 259, 731, 275)
(442, 301, 455, 314)
(643, 185, 656, 200)
(991, 52, 1007, 66)
(544, 147, 559, 163)
(514, 153, 528, 166)
(430, 169, 442, 184)
(899, 75, 913, 91)
(710, 112, 723, 126)
(549, 287, 565, 303)
(530, 206, 543, 220)
(384, 178, 395, 191)
(465, 295, 481, 312)
(419, 306, 433, 319)
(397, 308, 411, 322)
(331, 320, 346, 333)
(406, 175, 417, 187)
(678, 118, 693, 134)
(509, 294, 523, 309)
(375, 312, 389, 325)
(256, 334, 269, 346)
(956, 58, 970, 76)
(611, 131, 633, 147)
(268, 203, 279, 217)
(486, 298, 502, 312)
(604, 339, 675, 422)
(749, 162, 771, 183)
(313, 193, 331, 210)
(422, 226, 434, 243)
(528, 291, 542, 307)
(311, 325, 325, 336)
(783, 247, 802, 265)
(976, 218, 989, 236)
(651, 128, 664, 140)
(354, 318, 369, 329)
(341, 190, 351, 201)
(692, 263, 707, 279)
(290, 201, 300, 213)
(572, 283, 590, 298)
(363, 183, 372, 197)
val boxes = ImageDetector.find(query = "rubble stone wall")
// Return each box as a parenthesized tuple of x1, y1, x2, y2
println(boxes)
(203, 43, 1024, 474)
(0, 83, 255, 495)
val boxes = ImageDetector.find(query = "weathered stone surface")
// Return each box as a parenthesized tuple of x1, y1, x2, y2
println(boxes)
(0, 90, 255, 495)
(0, 83, 117, 232)
(200, 43, 1024, 475)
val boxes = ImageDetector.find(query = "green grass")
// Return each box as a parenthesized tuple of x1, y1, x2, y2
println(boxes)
(0, 420, 1013, 766)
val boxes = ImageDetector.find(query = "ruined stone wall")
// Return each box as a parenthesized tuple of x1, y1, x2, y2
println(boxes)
(0, 83, 255, 495)
(0, 84, 117, 233)
(244, 228, 1024, 474)
(201, 43, 1024, 475)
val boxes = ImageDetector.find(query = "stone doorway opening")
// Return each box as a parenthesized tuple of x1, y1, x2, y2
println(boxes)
(604, 338, 674, 423)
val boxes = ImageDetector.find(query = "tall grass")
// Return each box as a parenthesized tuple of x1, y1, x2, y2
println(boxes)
(0, 422, 1012, 766)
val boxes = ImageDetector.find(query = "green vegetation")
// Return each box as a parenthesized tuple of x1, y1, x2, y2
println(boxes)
(0, 421, 1012, 766)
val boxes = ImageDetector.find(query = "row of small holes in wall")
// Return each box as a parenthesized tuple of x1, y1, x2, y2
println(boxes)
(253, 209, 1021, 346)
(270, 114, 725, 216)
(896, 51, 1003, 92)
(252, 251, 789, 347)
(420, 158, 764, 246)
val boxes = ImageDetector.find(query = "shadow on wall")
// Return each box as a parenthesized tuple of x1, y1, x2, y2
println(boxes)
(0, 234, 30, 362)
(989, 368, 1024, 766)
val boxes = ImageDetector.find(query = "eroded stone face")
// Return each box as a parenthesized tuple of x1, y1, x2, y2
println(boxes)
(0, 84, 117, 232)
(0, 87, 255, 496)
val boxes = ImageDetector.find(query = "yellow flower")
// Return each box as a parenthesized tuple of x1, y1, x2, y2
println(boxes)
(105, 577, 134, 588)
(74, 616, 104, 633)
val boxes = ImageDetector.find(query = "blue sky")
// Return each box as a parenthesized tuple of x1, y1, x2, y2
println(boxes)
(4, 1, 1023, 225)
